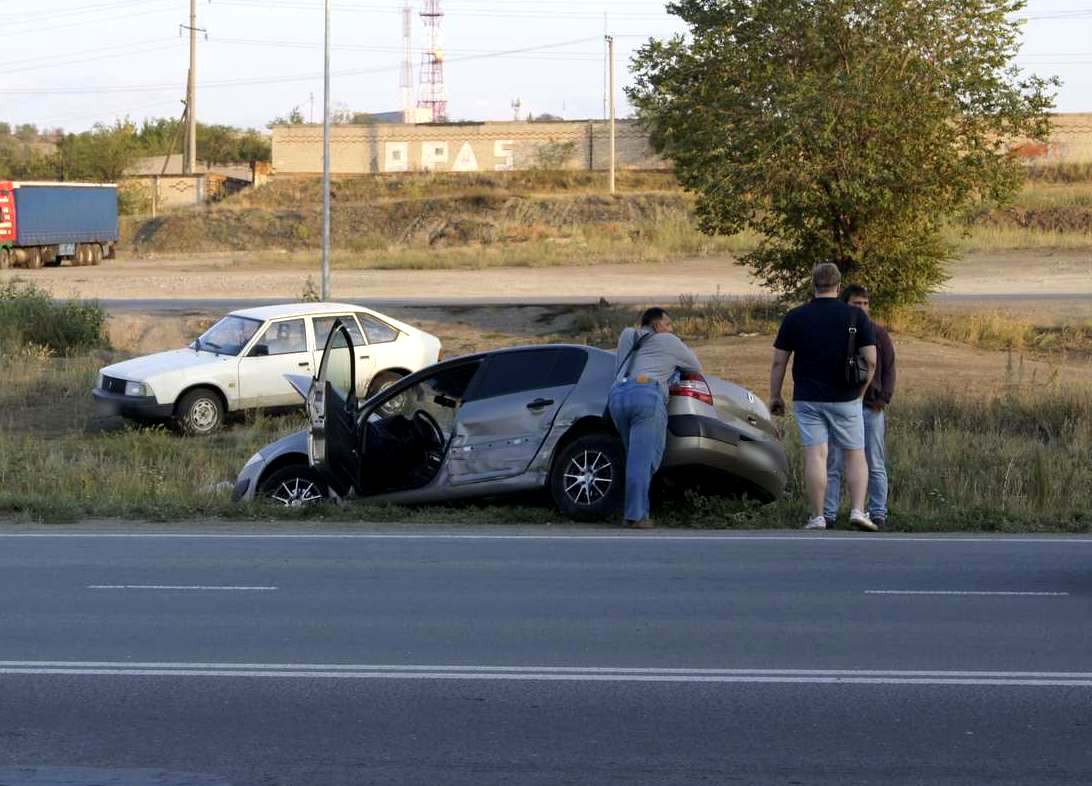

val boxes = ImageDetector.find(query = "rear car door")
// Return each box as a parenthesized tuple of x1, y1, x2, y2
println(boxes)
(358, 313, 403, 387)
(236, 318, 312, 408)
(447, 348, 588, 486)
(311, 314, 374, 394)
(309, 321, 361, 497)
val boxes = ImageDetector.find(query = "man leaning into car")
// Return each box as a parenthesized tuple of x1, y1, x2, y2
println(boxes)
(609, 307, 703, 529)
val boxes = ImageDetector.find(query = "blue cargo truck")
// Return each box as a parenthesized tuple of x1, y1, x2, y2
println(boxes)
(0, 181, 119, 269)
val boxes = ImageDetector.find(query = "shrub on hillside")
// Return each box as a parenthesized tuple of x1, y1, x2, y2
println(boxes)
(0, 280, 109, 356)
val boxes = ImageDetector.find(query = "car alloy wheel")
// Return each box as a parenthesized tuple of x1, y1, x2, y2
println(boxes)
(270, 477, 325, 507)
(563, 449, 615, 507)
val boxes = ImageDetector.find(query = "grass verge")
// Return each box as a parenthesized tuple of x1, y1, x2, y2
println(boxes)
(1, 347, 1088, 531)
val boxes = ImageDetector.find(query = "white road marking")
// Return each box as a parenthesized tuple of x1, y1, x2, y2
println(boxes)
(866, 590, 1069, 597)
(0, 661, 1091, 686)
(87, 585, 278, 591)
(3, 532, 1092, 544)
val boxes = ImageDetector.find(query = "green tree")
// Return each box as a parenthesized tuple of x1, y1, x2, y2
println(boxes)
(629, 0, 1057, 308)
(0, 123, 11, 137)
(57, 119, 141, 182)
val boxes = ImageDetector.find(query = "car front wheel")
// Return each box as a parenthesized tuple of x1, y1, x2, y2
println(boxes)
(259, 465, 328, 507)
(550, 433, 625, 522)
(176, 388, 225, 436)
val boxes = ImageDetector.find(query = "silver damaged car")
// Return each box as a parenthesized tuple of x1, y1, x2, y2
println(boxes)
(233, 321, 788, 520)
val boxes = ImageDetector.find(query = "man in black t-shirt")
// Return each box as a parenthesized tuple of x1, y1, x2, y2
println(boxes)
(769, 263, 878, 531)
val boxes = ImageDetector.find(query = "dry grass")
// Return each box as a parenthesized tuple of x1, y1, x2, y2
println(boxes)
(888, 309, 1092, 358)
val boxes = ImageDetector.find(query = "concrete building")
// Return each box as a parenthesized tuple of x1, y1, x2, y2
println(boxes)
(271, 114, 1092, 177)
(271, 119, 665, 175)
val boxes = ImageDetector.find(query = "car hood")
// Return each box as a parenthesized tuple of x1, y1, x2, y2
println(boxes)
(100, 348, 235, 382)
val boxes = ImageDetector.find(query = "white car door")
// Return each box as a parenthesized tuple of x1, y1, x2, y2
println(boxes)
(357, 313, 405, 390)
(311, 315, 375, 395)
(237, 318, 314, 408)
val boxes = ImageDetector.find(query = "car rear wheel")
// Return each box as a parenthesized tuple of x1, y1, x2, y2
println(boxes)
(0, 248, 10, 269)
(367, 371, 407, 416)
(90, 244, 103, 265)
(176, 388, 225, 436)
(550, 433, 625, 522)
(259, 465, 328, 507)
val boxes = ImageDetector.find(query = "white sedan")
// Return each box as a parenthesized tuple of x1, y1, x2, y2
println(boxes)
(92, 303, 442, 435)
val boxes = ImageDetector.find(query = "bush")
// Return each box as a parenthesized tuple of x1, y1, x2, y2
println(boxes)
(0, 280, 109, 356)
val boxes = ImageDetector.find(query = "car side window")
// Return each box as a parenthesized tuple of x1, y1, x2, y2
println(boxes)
(254, 318, 308, 356)
(466, 348, 588, 402)
(313, 315, 366, 348)
(360, 315, 399, 344)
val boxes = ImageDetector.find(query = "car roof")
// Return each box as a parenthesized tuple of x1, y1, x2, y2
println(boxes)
(228, 302, 374, 322)
(431, 343, 612, 369)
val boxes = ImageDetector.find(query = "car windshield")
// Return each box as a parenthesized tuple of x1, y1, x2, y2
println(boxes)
(194, 315, 263, 356)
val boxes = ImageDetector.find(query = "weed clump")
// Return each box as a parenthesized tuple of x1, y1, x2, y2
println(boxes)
(0, 280, 109, 356)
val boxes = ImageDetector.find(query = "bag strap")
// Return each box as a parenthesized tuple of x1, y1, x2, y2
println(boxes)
(847, 308, 859, 359)
(616, 330, 652, 381)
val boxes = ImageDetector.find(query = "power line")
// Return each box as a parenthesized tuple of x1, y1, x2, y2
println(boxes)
(0, 40, 180, 75)
(0, 36, 604, 96)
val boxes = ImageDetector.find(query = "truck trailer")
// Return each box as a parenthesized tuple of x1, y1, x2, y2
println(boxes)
(0, 181, 119, 269)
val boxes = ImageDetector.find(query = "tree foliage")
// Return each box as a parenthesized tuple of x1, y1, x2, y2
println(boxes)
(629, 0, 1058, 308)
(0, 117, 272, 181)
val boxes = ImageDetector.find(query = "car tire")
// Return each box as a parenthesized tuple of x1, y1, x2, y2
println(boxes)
(258, 465, 328, 507)
(25, 247, 42, 269)
(550, 433, 625, 522)
(176, 388, 225, 436)
(0, 248, 10, 269)
(367, 370, 407, 414)
(90, 244, 103, 266)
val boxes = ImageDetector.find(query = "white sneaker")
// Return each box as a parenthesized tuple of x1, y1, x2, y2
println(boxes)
(849, 509, 878, 532)
(804, 516, 827, 530)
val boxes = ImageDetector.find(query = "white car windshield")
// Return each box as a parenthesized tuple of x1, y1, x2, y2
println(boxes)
(195, 315, 263, 356)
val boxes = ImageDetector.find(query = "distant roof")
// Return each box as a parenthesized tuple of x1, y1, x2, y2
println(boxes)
(125, 154, 252, 181)
(229, 302, 370, 321)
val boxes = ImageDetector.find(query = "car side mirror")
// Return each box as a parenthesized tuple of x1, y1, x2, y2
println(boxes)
(249, 344, 270, 357)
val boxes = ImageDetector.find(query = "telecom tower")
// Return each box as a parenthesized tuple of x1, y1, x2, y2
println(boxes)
(400, 1, 414, 124)
(417, 0, 447, 122)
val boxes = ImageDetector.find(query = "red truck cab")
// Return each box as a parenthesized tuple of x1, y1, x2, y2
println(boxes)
(0, 182, 16, 247)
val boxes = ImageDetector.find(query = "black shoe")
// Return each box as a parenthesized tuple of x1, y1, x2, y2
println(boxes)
(872, 516, 887, 530)
(824, 517, 837, 530)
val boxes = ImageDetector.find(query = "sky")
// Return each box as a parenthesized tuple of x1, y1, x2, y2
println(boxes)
(3, 0, 1092, 134)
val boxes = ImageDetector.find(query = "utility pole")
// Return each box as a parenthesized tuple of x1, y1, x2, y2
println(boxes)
(184, 0, 198, 175)
(606, 34, 616, 194)
(321, 0, 331, 300)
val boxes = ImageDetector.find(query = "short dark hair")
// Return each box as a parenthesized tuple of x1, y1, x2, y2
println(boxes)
(641, 307, 669, 327)
(812, 262, 842, 291)
(841, 284, 870, 303)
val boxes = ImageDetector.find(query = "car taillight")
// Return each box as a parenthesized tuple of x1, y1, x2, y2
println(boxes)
(669, 373, 714, 406)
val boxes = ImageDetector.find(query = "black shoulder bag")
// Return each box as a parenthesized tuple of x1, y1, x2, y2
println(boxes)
(845, 310, 870, 387)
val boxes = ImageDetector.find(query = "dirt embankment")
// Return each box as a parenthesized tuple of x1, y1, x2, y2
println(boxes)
(974, 206, 1092, 233)
(124, 192, 693, 254)
(122, 172, 690, 255)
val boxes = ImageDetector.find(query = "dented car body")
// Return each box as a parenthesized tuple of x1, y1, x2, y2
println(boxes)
(233, 321, 788, 519)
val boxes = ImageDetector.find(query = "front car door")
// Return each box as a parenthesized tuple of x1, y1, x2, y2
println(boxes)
(236, 318, 313, 408)
(309, 321, 361, 497)
(447, 348, 588, 486)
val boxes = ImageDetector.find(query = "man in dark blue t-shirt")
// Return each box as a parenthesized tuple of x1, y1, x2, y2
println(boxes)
(769, 263, 878, 531)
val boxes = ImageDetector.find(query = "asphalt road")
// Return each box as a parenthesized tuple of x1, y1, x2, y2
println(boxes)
(1, 528, 1091, 785)
(94, 292, 1092, 314)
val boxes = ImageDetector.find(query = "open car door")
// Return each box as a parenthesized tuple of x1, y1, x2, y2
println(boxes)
(309, 320, 361, 497)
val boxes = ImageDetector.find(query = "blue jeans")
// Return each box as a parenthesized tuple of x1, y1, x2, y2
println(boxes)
(825, 407, 888, 519)
(608, 381, 668, 522)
